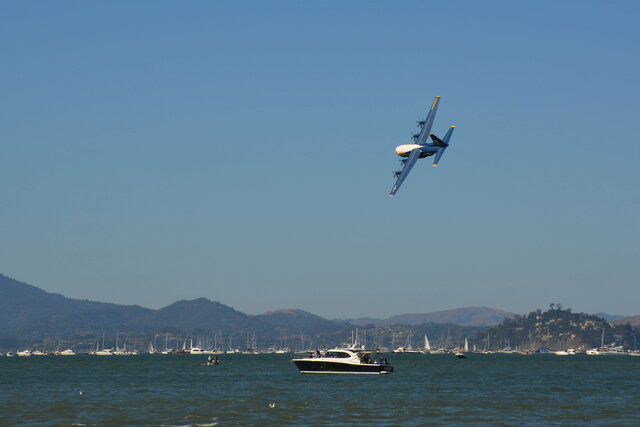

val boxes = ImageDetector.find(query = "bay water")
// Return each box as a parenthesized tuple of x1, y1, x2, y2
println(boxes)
(1, 353, 639, 425)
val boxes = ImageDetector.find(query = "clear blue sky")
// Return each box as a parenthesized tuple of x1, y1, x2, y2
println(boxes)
(2, 1, 639, 318)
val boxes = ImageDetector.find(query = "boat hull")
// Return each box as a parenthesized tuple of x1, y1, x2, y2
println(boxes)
(293, 360, 393, 374)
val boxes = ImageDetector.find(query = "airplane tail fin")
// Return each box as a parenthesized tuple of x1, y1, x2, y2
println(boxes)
(429, 125, 455, 147)
(430, 134, 448, 147)
(430, 126, 455, 166)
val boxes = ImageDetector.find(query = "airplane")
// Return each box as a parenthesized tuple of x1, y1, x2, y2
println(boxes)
(389, 96, 455, 196)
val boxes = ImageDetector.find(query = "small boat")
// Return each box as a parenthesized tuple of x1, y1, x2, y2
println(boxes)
(207, 356, 220, 365)
(189, 346, 205, 355)
(586, 346, 627, 355)
(292, 348, 393, 374)
(455, 338, 469, 358)
(60, 349, 76, 356)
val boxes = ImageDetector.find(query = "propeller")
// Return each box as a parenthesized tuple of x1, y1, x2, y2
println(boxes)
(393, 171, 402, 178)
(417, 120, 426, 128)
(399, 158, 407, 165)
(411, 133, 420, 141)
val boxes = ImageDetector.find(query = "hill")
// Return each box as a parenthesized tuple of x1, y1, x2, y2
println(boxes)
(255, 309, 345, 335)
(0, 273, 150, 339)
(0, 274, 341, 346)
(594, 313, 626, 322)
(479, 305, 636, 351)
(344, 306, 513, 327)
(613, 315, 640, 328)
(145, 298, 253, 332)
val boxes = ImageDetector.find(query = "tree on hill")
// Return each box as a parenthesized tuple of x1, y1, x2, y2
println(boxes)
(478, 305, 635, 351)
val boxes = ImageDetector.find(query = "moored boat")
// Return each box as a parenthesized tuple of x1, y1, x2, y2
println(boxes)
(188, 346, 204, 355)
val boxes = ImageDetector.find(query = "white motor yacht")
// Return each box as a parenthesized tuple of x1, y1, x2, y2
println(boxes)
(587, 346, 627, 355)
(292, 348, 393, 374)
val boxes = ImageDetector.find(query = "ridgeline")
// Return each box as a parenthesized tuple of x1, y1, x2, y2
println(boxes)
(1, 274, 637, 352)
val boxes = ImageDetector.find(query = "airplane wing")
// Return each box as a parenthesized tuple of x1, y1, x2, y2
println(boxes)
(389, 148, 421, 196)
(416, 96, 441, 145)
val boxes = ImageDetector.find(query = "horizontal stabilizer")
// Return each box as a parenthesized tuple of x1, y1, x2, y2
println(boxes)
(442, 125, 455, 145)
(432, 147, 446, 166)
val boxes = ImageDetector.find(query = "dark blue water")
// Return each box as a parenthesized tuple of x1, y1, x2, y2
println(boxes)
(2, 353, 639, 425)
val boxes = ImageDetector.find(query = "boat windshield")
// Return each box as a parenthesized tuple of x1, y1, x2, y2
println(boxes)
(324, 351, 351, 358)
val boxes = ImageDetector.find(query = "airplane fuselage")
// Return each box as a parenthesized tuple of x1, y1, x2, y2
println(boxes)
(395, 144, 437, 158)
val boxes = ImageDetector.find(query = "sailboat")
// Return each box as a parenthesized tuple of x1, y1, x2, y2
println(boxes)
(394, 329, 422, 353)
(422, 335, 431, 354)
(161, 334, 173, 354)
(455, 337, 468, 358)
(95, 333, 114, 356)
